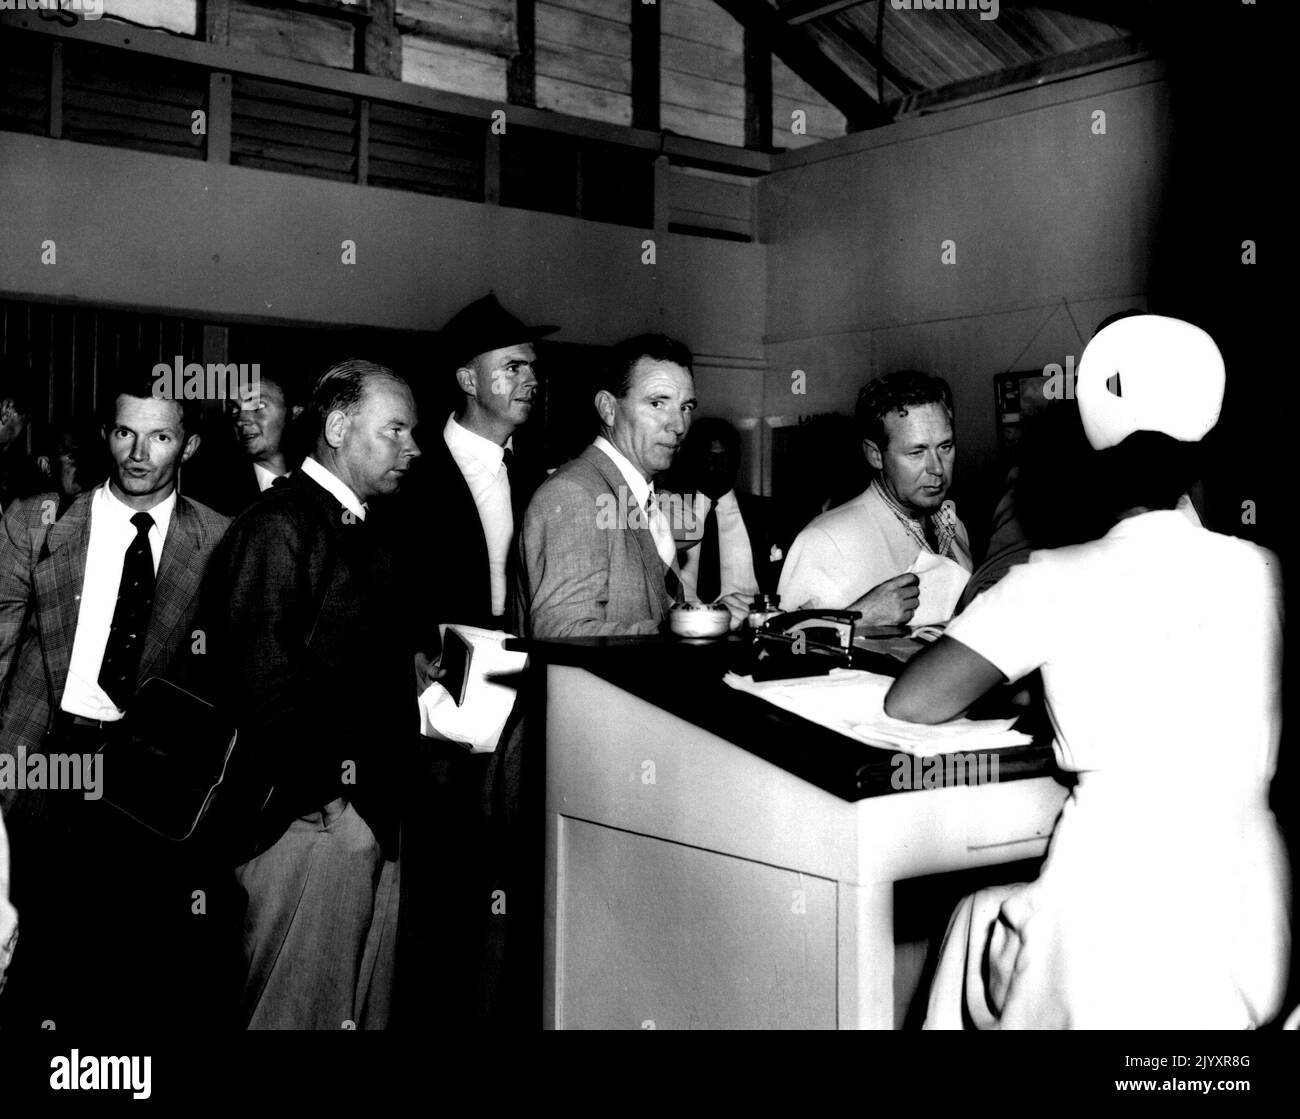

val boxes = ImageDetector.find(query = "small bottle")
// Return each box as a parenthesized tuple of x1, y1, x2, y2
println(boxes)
(746, 593, 782, 633)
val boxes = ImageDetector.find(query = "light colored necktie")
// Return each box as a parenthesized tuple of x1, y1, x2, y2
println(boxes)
(645, 490, 677, 568)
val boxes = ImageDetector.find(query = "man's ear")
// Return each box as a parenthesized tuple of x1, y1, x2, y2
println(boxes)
(0, 399, 12, 423)
(863, 438, 884, 471)
(181, 432, 201, 465)
(323, 408, 349, 449)
(455, 365, 478, 398)
(594, 389, 616, 429)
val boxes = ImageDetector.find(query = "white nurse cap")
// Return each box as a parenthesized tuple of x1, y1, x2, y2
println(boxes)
(1076, 314, 1225, 451)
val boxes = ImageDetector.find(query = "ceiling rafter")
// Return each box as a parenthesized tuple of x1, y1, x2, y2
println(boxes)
(710, 0, 886, 130)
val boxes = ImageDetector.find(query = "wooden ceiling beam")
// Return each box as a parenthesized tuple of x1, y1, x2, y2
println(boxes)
(891, 32, 1148, 115)
(710, 0, 885, 129)
(1000, 1, 1155, 32)
(814, 11, 920, 96)
(782, 1, 869, 27)
(631, 0, 660, 132)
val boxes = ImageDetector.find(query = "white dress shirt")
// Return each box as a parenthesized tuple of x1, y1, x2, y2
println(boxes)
(62, 483, 177, 720)
(444, 414, 513, 619)
(252, 461, 289, 493)
(680, 489, 759, 604)
(593, 436, 676, 568)
(300, 455, 366, 521)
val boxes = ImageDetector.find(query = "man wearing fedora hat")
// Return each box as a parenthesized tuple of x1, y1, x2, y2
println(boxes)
(389, 292, 555, 1026)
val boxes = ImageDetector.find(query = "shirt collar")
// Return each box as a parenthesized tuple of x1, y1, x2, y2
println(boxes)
(300, 455, 367, 520)
(696, 488, 737, 514)
(445, 413, 510, 474)
(98, 480, 176, 539)
(1106, 508, 1197, 540)
(252, 461, 287, 492)
(593, 436, 652, 509)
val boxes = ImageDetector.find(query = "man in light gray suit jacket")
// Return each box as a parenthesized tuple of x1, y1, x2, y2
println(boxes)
(520, 334, 697, 637)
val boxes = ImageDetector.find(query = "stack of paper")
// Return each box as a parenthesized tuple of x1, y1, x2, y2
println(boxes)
(418, 625, 528, 754)
(723, 668, 1032, 756)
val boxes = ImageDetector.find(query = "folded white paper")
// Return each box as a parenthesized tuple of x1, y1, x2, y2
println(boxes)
(723, 668, 1032, 756)
(908, 550, 971, 626)
(418, 625, 529, 754)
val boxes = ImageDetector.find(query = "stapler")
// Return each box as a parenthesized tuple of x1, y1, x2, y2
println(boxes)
(741, 609, 862, 681)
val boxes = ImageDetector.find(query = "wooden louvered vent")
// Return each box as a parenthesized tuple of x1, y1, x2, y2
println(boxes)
(501, 126, 654, 230)
(0, 32, 49, 137)
(367, 101, 484, 201)
(61, 41, 206, 160)
(231, 75, 359, 183)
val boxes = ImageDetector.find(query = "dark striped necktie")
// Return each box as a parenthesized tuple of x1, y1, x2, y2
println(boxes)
(98, 511, 156, 709)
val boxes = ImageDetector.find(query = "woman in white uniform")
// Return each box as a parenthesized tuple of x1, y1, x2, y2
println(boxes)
(885, 315, 1291, 1029)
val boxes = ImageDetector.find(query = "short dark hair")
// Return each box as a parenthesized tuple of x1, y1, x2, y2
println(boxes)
(102, 377, 200, 436)
(256, 370, 303, 408)
(597, 334, 694, 399)
(1095, 431, 1200, 513)
(309, 358, 407, 433)
(855, 371, 954, 450)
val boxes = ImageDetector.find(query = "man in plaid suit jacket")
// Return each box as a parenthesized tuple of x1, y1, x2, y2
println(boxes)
(0, 382, 229, 1028)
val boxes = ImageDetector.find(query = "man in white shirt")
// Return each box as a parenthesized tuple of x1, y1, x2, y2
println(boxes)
(778, 371, 973, 626)
(407, 293, 557, 634)
(0, 379, 230, 1028)
(519, 334, 697, 637)
(388, 294, 557, 1028)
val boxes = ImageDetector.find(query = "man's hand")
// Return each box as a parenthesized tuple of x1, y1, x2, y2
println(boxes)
(716, 591, 754, 631)
(848, 573, 920, 627)
(414, 651, 445, 695)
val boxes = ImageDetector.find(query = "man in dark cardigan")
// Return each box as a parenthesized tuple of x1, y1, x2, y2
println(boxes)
(200, 359, 422, 1029)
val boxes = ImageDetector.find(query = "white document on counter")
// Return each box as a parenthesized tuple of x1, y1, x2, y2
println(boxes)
(418, 624, 528, 754)
(723, 668, 1032, 756)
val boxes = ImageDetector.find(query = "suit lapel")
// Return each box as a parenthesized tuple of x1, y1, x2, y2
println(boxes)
(33, 493, 93, 700)
(136, 498, 201, 683)
(584, 445, 674, 606)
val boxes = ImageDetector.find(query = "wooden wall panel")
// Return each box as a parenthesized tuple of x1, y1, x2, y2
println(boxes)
(401, 35, 508, 102)
(773, 56, 847, 149)
(0, 299, 205, 436)
(535, 1, 631, 126)
(227, 2, 356, 70)
(399, 0, 515, 54)
(661, 0, 743, 148)
(103, 0, 199, 36)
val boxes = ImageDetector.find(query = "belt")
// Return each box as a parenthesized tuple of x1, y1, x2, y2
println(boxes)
(52, 711, 126, 737)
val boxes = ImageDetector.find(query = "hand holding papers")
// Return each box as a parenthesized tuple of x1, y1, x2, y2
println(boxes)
(417, 625, 529, 753)
(907, 550, 971, 627)
(723, 668, 1031, 756)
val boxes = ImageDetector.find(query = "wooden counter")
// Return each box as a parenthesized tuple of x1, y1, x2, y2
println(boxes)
(523, 635, 1068, 1029)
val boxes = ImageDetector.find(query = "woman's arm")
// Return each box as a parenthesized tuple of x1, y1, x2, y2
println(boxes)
(884, 635, 1006, 724)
